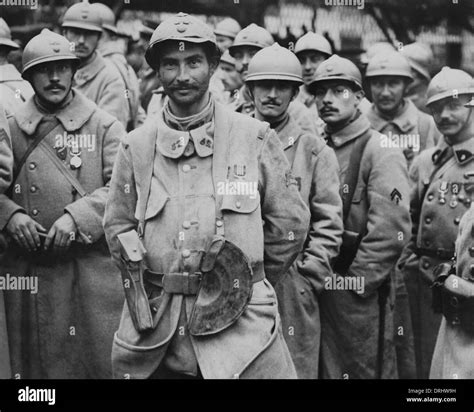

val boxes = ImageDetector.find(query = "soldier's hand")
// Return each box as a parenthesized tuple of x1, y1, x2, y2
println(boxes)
(44, 213, 77, 254)
(5, 211, 47, 252)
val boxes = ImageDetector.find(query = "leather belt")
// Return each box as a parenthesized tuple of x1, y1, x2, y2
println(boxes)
(144, 268, 265, 295)
(414, 247, 455, 260)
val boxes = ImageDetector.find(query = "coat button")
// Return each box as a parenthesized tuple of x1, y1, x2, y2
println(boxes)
(469, 247, 474, 257)
(454, 217, 461, 225)
(216, 219, 223, 227)
(425, 217, 432, 224)
(450, 296, 459, 307)
(182, 249, 191, 258)
(422, 261, 430, 269)
(151, 305, 158, 313)
(29, 163, 36, 170)
(30, 186, 37, 193)
(427, 194, 434, 201)
(182, 164, 191, 173)
(235, 201, 241, 209)
(424, 239, 431, 247)
(452, 316, 460, 325)
(182, 221, 191, 229)
(32, 209, 39, 216)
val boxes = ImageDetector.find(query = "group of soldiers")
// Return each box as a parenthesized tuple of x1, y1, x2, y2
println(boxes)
(0, 0, 473, 380)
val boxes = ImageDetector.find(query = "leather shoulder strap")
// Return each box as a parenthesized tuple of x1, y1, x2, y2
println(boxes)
(342, 131, 372, 222)
(7, 119, 62, 196)
(38, 140, 87, 197)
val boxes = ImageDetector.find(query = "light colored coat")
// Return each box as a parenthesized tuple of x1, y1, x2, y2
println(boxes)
(103, 101, 310, 379)
(0, 64, 34, 115)
(430, 203, 474, 379)
(273, 114, 343, 379)
(100, 44, 146, 129)
(320, 114, 411, 379)
(0, 90, 126, 378)
(74, 52, 129, 128)
(366, 99, 441, 169)
(397, 136, 474, 378)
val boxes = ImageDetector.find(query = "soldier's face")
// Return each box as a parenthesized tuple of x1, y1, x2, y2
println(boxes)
(297, 51, 327, 86)
(216, 34, 233, 53)
(370, 76, 407, 114)
(219, 61, 242, 92)
(314, 80, 363, 127)
(30, 61, 74, 105)
(232, 46, 260, 81)
(158, 42, 215, 107)
(429, 95, 472, 138)
(63, 28, 101, 61)
(251, 80, 297, 120)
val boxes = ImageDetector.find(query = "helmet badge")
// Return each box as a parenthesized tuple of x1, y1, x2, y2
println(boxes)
(50, 41, 61, 53)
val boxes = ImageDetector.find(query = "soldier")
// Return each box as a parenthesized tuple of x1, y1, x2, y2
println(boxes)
(92, 2, 146, 130)
(397, 67, 474, 379)
(294, 32, 332, 135)
(365, 51, 441, 169)
(61, 0, 129, 128)
(0, 18, 34, 113)
(309, 55, 411, 379)
(103, 12, 310, 379)
(246, 43, 343, 378)
(228, 24, 319, 136)
(214, 17, 241, 53)
(0, 29, 126, 378)
(431, 200, 474, 379)
(217, 50, 242, 110)
(401, 42, 434, 114)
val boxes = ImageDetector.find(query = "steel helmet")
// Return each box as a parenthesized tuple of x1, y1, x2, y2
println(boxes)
(294, 32, 332, 57)
(220, 50, 235, 66)
(91, 2, 117, 34)
(400, 42, 433, 81)
(22, 29, 80, 78)
(365, 51, 413, 81)
(214, 17, 241, 40)
(426, 67, 474, 106)
(62, 0, 103, 34)
(145, 12, 219, 68)
(228, 24, 274, 57)
(309, 54, 363, 92)
(360, 41, 394, 65)
(246, 43, 302, 84)
(0, 18, 19, 49)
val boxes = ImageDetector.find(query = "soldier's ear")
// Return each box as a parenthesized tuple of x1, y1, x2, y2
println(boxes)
(290, 85, 299, 102)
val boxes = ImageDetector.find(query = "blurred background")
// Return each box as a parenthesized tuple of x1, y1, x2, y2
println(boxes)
(1, 0, 474, 76)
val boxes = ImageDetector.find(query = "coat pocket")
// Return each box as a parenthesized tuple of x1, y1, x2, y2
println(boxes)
(220, 191, 260, 214)
(134, 179, 169, 221)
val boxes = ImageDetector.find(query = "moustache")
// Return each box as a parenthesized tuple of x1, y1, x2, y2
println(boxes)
(262, 99, 281, 106)
(45, 84, 66, 91)
(320, 106, 338, 114)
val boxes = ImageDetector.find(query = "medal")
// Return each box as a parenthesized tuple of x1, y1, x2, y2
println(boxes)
(438, 181, 448, 205)
(449, 195, 458, 208)
(69, 146, 82, 170)
(70, 155, 82, 169)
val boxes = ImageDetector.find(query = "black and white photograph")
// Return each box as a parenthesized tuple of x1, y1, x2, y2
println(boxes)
(0, 0, 474, 407)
